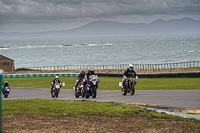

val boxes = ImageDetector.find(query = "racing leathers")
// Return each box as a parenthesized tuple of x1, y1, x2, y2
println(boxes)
(122, 68, 137, 88)
(51, 78, 61, 92)
(75, 70, 86, 92)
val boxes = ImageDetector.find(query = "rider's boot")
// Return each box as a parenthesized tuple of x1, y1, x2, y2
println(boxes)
(122, 81, 125, 90)
(134, 80, 137, 84)
(75, 84, 78, 92)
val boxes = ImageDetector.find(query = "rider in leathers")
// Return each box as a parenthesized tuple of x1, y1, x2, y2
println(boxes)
(2, 81, 9, 94)
(75, 70, 86, 92)
(51, 76, 61, 93)
(86, 66, 96, 79)
(122, 64, 137, 89)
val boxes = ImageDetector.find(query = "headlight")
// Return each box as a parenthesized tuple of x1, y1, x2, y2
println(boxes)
(56, 85, 60, 88)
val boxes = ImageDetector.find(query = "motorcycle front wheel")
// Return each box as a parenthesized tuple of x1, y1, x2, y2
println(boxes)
(4, 93, 8, 98)
(122, 85, 127, 95)
(130, 84, 135, 95)
(91, 87, 97, 98)
(55, 90, 59, 98)
(51, 92, 55, 98)
(81, 88, 86, 98)
(75, 91, 79, 98)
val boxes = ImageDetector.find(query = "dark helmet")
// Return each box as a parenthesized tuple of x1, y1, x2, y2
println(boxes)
(80, 70, 85, 76)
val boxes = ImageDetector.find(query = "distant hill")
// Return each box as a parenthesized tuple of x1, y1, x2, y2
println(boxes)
(1, 17, 200, 38)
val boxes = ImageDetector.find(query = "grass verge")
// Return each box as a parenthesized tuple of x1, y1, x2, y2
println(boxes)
(3, 77, 200, 90)
(2, 99, 200, 131)
(1, 99, 197, 119)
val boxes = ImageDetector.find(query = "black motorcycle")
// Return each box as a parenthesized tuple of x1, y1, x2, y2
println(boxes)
(122, 76, 137, 95)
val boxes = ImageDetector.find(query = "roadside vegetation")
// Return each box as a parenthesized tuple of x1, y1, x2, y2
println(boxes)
(3, 76, 200, 90)
(2, 99, 200, 132)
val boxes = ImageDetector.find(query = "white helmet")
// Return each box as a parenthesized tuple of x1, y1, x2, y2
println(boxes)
(128, 64, 133, 70)
(55, 76, 59, 79)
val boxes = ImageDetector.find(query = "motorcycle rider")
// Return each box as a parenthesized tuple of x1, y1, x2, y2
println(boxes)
(86, 66, 96, 79)
(86, 66, 99, 88)
(75, 70, 86, 92)
(122, 64, 137, 89)
(3, 81, 9, 94)
(50, 76, 61, 93)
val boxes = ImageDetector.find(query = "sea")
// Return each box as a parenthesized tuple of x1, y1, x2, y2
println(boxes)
(0, 34, 200, 69)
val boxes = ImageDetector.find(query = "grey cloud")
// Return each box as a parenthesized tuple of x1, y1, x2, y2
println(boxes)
(0, 0, 199, 31)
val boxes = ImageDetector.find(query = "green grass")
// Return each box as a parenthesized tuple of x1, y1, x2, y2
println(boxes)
(3, 77, 200, 90)
(2, 99, 200, 131)
(0, 99, 186, 119)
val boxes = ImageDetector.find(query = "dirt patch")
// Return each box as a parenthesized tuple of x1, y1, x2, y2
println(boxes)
(2, 114, 199, 133)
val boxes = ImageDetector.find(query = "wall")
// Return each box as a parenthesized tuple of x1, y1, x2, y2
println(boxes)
(0, 55, 14, 72)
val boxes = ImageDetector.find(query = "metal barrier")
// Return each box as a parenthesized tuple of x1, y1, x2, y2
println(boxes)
(16, 61, 200, 71)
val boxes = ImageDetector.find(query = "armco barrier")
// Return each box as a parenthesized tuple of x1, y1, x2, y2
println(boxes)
(3, 73, 79, 78)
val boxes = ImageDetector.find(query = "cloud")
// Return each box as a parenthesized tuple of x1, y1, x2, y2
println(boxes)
(0, 0, 200, 32)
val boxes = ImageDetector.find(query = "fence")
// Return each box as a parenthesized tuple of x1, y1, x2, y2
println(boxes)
(16, 61, 200, 71)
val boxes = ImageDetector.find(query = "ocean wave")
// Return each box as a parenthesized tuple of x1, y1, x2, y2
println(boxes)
(188, 50, 195, 53)
(63, 43, 113, 47)
(0, 47, 9, 50)
(0, 43, 113, 50)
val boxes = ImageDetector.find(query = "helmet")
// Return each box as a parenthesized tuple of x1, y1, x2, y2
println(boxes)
(80, 70, 85, 76)
(88, 66, 94, 72)
(5, 81, 8, 83)
(128, 64, 133, 70)
(55, 76, 59, 79)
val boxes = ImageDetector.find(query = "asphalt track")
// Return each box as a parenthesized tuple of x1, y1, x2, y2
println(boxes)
(2, 87, 200, 110)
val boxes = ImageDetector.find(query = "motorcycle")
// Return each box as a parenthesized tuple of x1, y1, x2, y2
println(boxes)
(85, 75, 99, 98)
(74, 78, 86, 98)
(3, 86, 10, 98)
(51, 83, 61, 98)
(122, 76, 137, 95)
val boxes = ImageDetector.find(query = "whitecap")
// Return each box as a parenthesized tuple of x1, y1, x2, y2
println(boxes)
(0, 47, 9, 50)
(188, 50, 195, 53)
(103, 43, 113, 46)
(88, 44, 98, 46)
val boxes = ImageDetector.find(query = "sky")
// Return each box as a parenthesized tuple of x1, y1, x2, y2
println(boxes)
(0, 0, 200, 33)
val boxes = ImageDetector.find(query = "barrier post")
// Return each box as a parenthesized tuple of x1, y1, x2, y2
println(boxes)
(0, 70, 3, 132)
